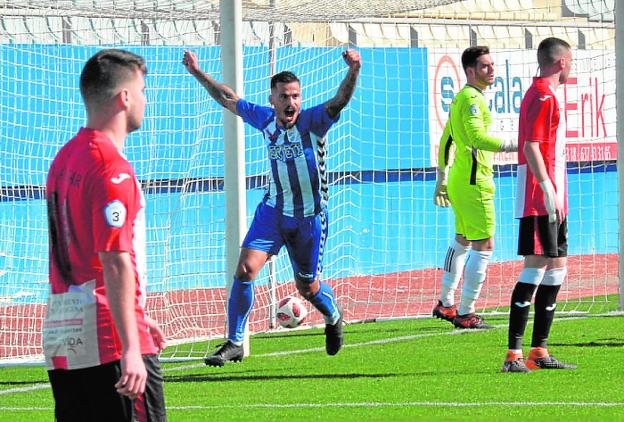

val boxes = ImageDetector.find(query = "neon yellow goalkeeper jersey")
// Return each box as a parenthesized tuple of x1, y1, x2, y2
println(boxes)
(437, 84, 503, 186)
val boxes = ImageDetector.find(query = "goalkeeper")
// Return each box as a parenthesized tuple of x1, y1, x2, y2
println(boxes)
(432, 46, 517, 329)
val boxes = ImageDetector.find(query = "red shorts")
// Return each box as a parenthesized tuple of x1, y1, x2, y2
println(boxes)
(517, 216, 568, 258)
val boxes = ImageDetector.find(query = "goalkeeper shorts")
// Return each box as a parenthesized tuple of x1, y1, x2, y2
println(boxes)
(448, 181, 495, 241)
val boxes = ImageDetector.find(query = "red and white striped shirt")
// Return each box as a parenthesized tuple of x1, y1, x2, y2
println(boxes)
(44, 127, 156, 370)
(515, 77, 567, 218)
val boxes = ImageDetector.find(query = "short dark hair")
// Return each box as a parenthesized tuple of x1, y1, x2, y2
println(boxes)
(461, 46, 490, 70)
(79, 48, 147, 110)
(270, 71, 300, 89)
(537, 37, 571, 68)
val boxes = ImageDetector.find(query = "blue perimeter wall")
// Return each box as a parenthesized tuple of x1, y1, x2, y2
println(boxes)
(0, 45, 618, 302)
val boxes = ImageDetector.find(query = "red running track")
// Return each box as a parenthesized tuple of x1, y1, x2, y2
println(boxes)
(0, 254, 618, 361)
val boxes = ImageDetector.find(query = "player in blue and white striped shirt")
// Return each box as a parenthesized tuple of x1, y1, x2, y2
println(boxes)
(183, 49, 361, 366)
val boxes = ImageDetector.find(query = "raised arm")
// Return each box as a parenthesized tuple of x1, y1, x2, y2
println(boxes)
(183, 50, 240, 115)
(325, 49, 362, 119)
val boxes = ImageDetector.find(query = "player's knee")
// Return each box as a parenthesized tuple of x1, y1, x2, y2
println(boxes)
(471, 237, 494, 251)
(295, 272, 316, 299)
(455, 234, 470, 247)
(235, 263, 258, 283)
(541, 267, 566, 286)
(518, 267, 546, 285)
(296, 285, 315, 300)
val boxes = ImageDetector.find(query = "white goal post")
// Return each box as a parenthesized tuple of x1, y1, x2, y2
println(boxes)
(617, 0, 624, 311)
(0, 0, 620, 365)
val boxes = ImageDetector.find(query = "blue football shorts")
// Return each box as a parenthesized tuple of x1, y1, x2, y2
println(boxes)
(242, 202, 328, 281)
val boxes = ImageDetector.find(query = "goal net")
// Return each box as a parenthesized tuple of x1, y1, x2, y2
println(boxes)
(0, 0, 618, 364)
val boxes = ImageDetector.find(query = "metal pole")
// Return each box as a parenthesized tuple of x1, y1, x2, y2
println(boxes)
(267, 0, 278, 330)
(269, 0, 277, 77)
(220, 0, 249, 353)
(616, 0, 624, 310)
(268, 256, 277, 329)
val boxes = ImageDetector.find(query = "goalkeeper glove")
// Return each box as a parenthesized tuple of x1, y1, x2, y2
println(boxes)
(499, 138, 518, 152)
(433, 168, 451, 208)
(539, 179, 558, 223)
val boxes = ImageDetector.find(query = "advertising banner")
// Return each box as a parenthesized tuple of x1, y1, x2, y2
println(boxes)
(428, 48, 616, 166)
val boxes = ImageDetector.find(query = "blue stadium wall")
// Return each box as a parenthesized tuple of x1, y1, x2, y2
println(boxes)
(0, 45, 617, 303)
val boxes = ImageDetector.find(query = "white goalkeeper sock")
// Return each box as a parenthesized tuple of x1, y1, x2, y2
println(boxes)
(458, 249, 492, 315)
(439, 240, 471, 307)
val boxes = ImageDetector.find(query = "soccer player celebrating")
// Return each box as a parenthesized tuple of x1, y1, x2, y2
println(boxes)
(503, 38, 576, 372)
(183, 49, 361, 366)
(432, 47, 517, 329)
(44, 49, 167, 420)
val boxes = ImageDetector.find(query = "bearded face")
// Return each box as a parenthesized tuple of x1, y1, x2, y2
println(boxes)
(270, 81, 302, 129)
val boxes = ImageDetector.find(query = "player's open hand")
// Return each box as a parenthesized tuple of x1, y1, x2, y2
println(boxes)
(182, 50, 200, 74)
(499, 138, 518, 153)
(342, 49, 362, 71)
(434, 168, 451, 207)
(434, 180, 451, 207)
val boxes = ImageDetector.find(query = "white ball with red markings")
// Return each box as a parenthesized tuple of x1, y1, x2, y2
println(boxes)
(276, 296, 308, 328)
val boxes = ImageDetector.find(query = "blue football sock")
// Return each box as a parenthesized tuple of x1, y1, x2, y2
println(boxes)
(309, 282, 340, 325)
(227, 277, 255, 344)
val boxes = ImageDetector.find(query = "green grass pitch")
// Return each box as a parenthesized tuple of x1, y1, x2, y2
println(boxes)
(1, 305, 623, 421)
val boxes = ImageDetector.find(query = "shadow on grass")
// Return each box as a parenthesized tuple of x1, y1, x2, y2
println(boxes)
(549, 338, 624, 348)
(254, 331, 325, 340)
(0, 380, 48, 386)
(255, 326, 444, 340)
(165, 371, 425, 383)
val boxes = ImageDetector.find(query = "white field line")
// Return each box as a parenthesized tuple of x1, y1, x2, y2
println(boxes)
(0, 383, 50, 396)
(163, 313, 619, 370)
(4, 400, 624, 412)
(163, 327, 475, 371)
(0, 328, 470, 388)
(168, 400, 624, 410)
(1, 312, 621, 400)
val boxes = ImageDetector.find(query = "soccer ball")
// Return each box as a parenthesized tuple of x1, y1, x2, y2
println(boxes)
(276, 296, 308, 328)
